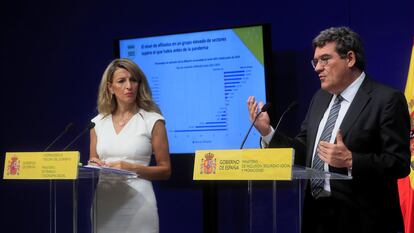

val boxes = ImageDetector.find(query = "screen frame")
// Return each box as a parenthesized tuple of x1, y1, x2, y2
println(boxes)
(114, 23, 273, 155)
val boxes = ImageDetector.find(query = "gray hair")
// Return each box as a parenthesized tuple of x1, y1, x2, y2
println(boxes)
(313, 27, 365, 71)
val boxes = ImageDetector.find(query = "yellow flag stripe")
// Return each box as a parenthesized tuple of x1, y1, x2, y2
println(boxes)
(405, 39, 414, 112)
(404, 39, 414, 190)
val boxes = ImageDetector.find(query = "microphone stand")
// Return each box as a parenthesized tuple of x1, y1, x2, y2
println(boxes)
(44, 122, 74, 151)
(240, 103, 271, 149)
(241, 103, 270, 233)
(43, 122, 74, 233)
(240, 111, 264, 150)
(62, 122, 95, 151)
(271, 101, 297, 233)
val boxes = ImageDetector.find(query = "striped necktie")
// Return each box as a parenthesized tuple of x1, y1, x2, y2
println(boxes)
(311, 95, 343, 198)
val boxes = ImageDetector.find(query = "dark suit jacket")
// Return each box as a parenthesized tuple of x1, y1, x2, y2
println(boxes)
(269, 77, 411, 233)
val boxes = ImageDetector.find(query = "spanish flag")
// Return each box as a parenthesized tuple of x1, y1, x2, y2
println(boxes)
(398, 38, 414, 233)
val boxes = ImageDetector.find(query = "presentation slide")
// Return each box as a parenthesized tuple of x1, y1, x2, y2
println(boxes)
(119, 25, 268, 154)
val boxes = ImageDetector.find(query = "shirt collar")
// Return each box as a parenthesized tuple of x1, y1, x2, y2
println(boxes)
(336, 71, 366, 103)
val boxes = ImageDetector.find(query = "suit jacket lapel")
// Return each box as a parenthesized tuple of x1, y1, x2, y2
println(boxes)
(306, 91, 332, 167)
(339, 77, 372, 138)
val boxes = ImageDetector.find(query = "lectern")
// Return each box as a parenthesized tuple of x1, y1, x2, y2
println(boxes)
(193, 149, 352, 233)
(2, 151, 88, 233)
(250, 165, 351, 233)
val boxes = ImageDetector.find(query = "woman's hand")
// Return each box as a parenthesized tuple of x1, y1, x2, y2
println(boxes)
(88, 157, 106, 167)
(106, 160, 139, 172)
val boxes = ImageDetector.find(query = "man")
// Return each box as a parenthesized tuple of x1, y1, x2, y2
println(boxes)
(247, 27, 411, 233)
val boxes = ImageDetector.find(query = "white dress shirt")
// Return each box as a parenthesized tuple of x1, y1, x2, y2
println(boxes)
(262, 72, 366, 193)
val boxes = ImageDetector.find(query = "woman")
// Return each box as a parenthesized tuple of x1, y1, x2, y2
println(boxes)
(89, 58, 171, 233)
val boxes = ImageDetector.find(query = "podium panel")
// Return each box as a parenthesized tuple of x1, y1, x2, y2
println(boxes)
(0, 165, 98, 233)
(216, 166, 351, 233)
(91, 169, 141, 233)
(53, 168, 99, 233)
(1, 151, 97, 233)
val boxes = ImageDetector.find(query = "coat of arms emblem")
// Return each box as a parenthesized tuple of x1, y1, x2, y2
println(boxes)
(7, 156, 20, 175)
(200, 152, 216, 174)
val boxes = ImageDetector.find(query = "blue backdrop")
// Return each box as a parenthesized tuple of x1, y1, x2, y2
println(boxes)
(1, 0, 413, 232)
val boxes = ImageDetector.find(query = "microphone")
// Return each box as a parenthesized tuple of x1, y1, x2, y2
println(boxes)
(43, 122, 74, 151)
(274, 101, 298, 134)
(240, 103, 271, 149)
(62, 122, 95, 151)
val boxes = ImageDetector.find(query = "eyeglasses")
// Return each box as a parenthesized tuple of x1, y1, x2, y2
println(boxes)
(311, 55, 332, 69)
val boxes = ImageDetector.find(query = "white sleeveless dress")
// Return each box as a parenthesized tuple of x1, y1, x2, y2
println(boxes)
(91, 109, 164, 233)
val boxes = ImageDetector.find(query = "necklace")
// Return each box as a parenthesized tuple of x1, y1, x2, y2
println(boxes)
(114, 106, 139, 128)
(115, 113, 135, 127)
(118, 120, 128, 127)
